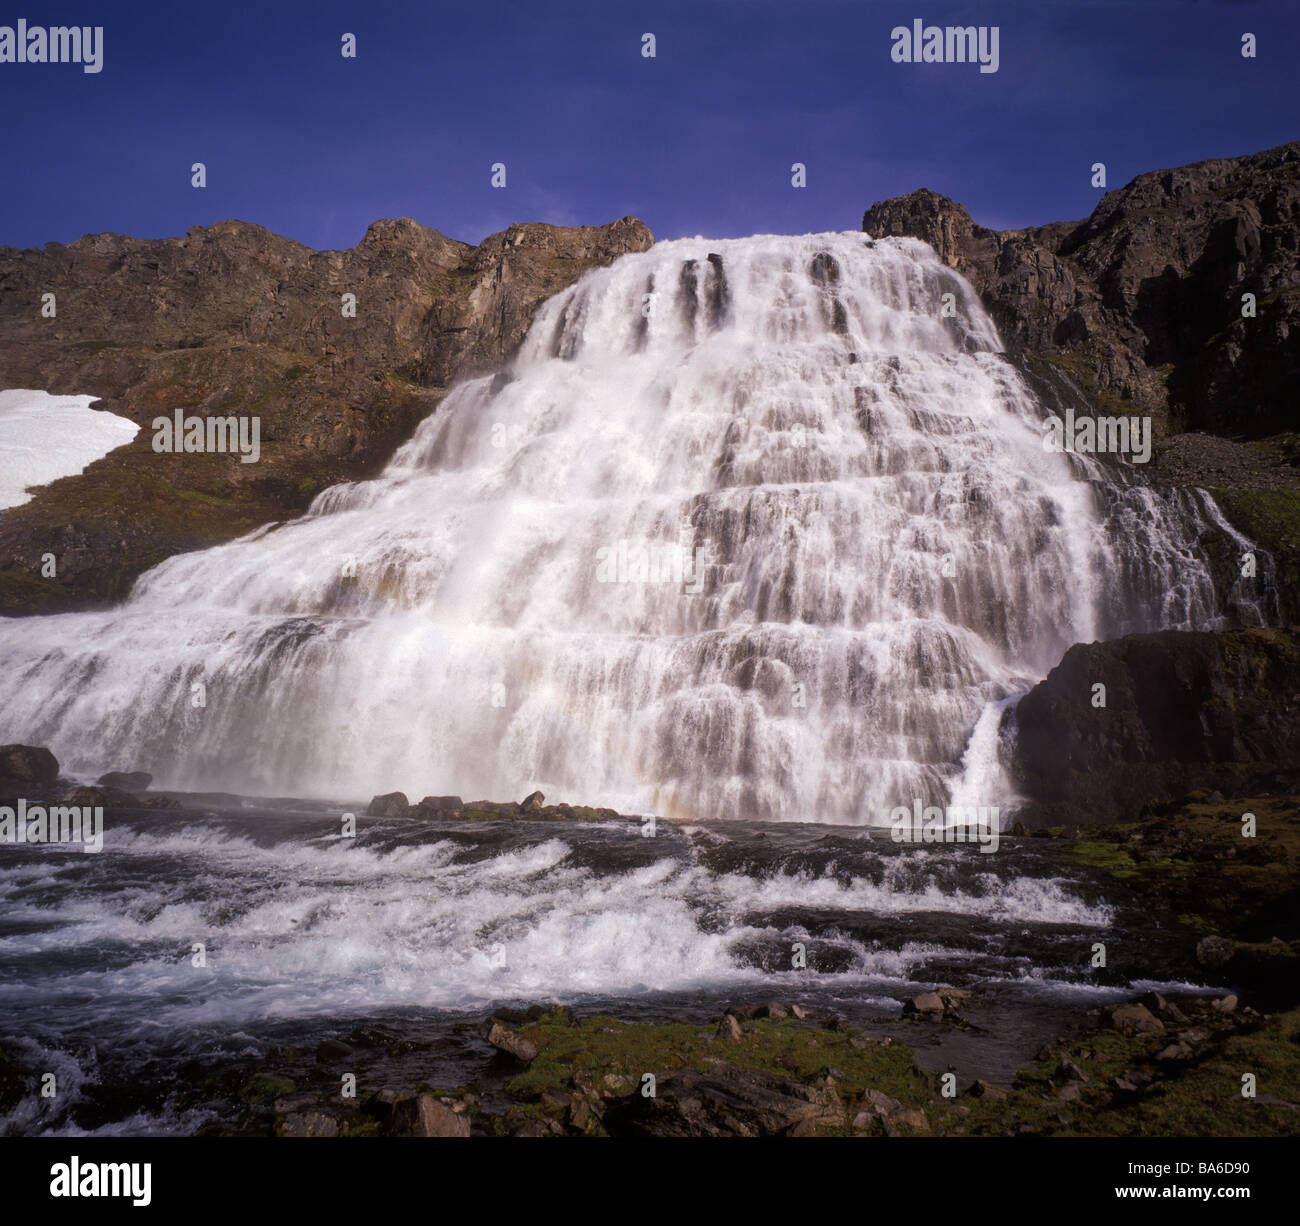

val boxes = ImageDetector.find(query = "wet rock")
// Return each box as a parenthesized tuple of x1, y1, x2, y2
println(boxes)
(314, 1039, 353, 1063)
(479, 1017, 538, 1063)
(602, 1065, 844, 1137)
(903, 991, 945, 1016)
(753, 1002, 789, 1020)
(141, 795, 183, 810)
(97, 770, 152, 792)
(366, 791, 409, 817)
(0, 745, 58, 785)
(936, 988, 972, 1012)
(416, 795, 462, 816)
(520, 790, 545, 814)
(59, 784, 141, 809)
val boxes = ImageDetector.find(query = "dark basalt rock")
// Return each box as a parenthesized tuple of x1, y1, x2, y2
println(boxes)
(1010, 627, 1300, 825)
(365, 791, 409, 817)
(0, 744, 58, 785)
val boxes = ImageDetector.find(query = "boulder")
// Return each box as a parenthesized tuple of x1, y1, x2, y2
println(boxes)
(392, 1094, 470, 1138)
(96, 770, 151, 792)
(416, 795, 462, 816)
(479, 1018, 538, 1063)
(1102, 1003, 1165, 1036)
(715, 1014, 744, 1041)
(365, 791, 409, 817)
(903, 991, 945, 1016)
(520, 790, 545, 814)
(314, 1039, 353, 1063)
(0, 745, 59, 799)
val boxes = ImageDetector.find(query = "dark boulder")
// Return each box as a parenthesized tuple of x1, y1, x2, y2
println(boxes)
(415, 795, 462, 816)
(0, 744, 59, 789)
(97, 770, 152, 792)
(365, 791, 409, 817)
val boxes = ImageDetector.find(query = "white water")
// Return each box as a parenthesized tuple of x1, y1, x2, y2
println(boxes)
(0, 233, 1257, 820)
(0, 389, 138, 508)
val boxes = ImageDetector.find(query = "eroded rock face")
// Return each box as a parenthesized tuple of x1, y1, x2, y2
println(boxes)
(0, 215, 653, 614)
(864, 141, 1300, 444)
(1010, 627, 1300, 824)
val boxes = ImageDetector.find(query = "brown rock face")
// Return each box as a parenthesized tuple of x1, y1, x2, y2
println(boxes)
(864, 141, 1300, 447)
(0, 215, 653, 614)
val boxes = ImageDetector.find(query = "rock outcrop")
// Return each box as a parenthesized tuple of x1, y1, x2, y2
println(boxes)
(1010, 627, 1300, 824)
(864, 141, 1300, 472)
(0, 215, 652, 614)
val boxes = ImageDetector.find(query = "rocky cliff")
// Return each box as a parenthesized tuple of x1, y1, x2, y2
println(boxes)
(864, 141, 1300, 476)
(0, 215, 652, 613)
(1011, 627, 1300, 825)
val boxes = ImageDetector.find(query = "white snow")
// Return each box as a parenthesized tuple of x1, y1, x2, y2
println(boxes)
(0, 389, 139, 509)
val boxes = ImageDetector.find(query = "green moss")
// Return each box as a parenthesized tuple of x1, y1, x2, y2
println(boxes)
(505, 1010, 935, 1133)
(1068, 841, 1139, 878)
(238, 1074, 296, 1104)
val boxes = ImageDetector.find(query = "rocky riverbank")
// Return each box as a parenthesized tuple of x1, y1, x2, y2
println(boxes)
(141, 991, 1294, 1138)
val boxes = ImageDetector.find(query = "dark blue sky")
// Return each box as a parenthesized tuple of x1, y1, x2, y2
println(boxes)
(1, 1, 1295, 252)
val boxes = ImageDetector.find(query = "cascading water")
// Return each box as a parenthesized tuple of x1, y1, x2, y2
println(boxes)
(0, 232, 1261, 821)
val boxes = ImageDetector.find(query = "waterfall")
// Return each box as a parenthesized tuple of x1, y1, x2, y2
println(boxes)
(0, 232, 1262, 821)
